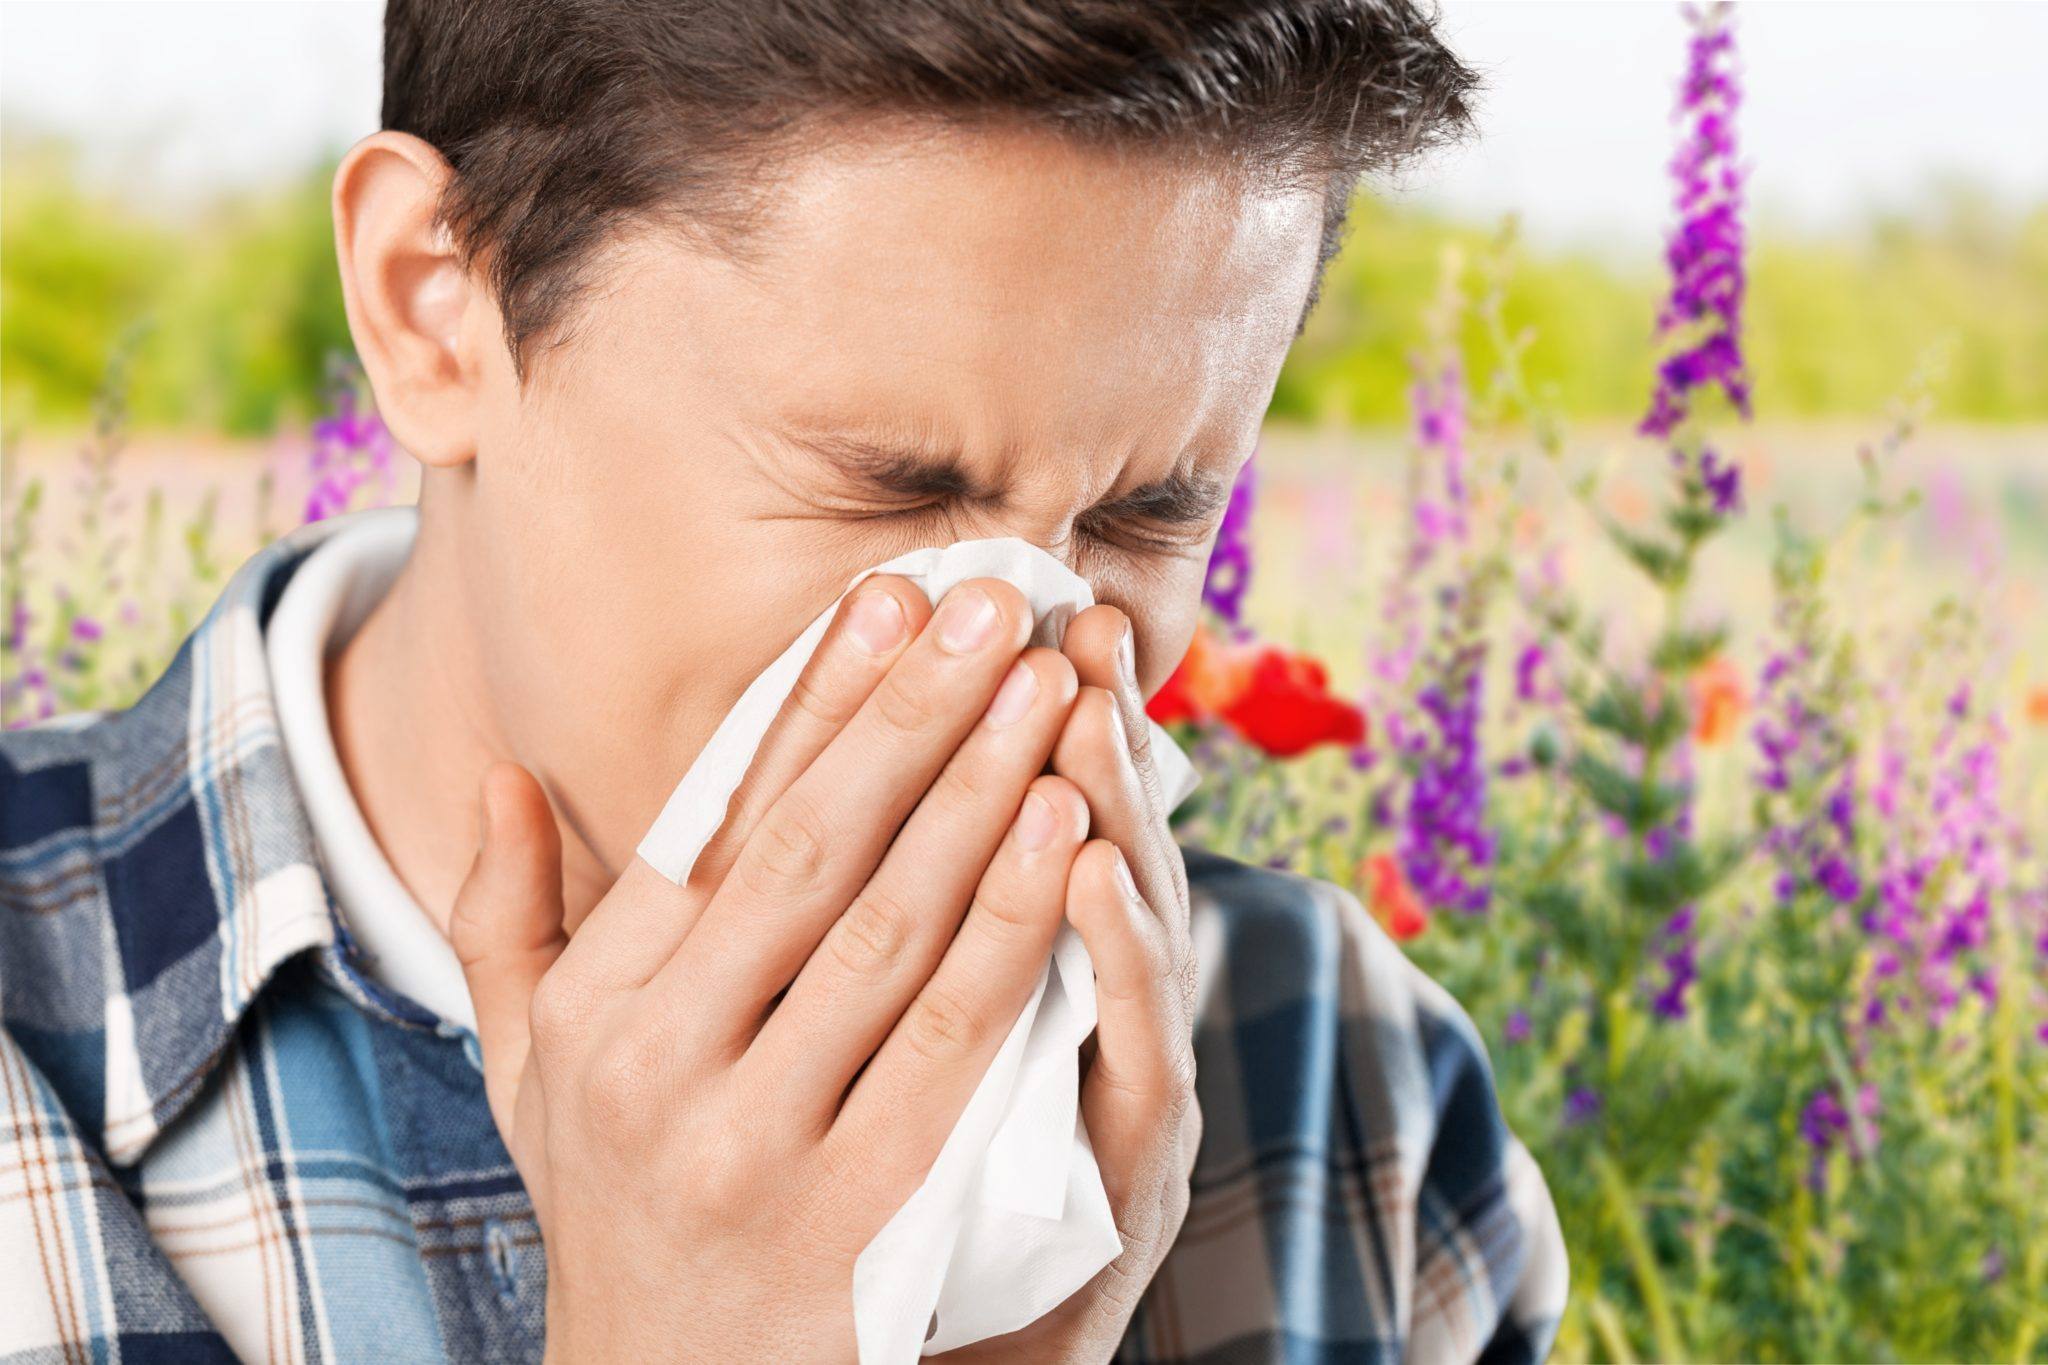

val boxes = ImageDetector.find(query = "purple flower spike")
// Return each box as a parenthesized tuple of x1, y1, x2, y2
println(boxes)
(1202, 453, 1257, 634)
(1640, 3, 1752, 448)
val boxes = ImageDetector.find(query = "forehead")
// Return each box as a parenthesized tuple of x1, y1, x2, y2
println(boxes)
(574, 120, 1323, 480)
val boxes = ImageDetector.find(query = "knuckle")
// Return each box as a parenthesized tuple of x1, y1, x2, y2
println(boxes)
(528, 970, 594, 1047)
(1180, 1099, 1205, 1180)
(447, 895, 490, 967)
(687, 1127, 758, 1211)
(1162, 1042, 1200, 1122)
(831, 887, 920, 976)
(1122, 708, 1155, 768)
(870, 667, 938, 739)
(902, 979, 987, 1064)
(1161, 1171, 1193, 1242)
(967, 883, 1046, 945)
(739, 793, 831, 899)
(581, 1031, 665, 1130)
(1173, 941, 1201, 1020)
(784, 667, 843, 731)
(930, 750, 996, 809)
(1098, 1236, 1157, 1313)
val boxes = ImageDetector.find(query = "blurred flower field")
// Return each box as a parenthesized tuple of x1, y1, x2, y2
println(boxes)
(3, 5, 2044, 1361)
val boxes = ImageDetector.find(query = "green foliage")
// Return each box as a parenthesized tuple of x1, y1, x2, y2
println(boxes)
(1276, 194, 2048, 426)
(5, 134, 2048, 436)
(1, 135, 352, 435)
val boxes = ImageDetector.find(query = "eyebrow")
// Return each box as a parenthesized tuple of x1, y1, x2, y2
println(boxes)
(781, 426, 1237, 526)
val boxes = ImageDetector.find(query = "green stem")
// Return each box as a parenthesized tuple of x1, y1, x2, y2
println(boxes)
(1594, 1148, 1688, 1364)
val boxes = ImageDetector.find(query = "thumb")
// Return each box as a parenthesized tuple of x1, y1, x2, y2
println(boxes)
(450, 760, 567, 1143)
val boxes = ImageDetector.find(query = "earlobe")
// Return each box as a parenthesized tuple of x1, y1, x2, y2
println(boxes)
(331, 130, 487, 470)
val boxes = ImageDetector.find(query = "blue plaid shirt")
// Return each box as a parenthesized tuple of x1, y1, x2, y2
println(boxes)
(0, 519, 1565, 1363)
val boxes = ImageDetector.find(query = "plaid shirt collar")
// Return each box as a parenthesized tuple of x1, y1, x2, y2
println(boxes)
(92, 512, 444, 1166)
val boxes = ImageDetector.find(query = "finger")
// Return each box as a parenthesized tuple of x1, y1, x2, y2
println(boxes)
(1061, 604, 1169, 816)
(1059, 606, 1190, 917)
(745, 651, 1079, 1122)
(652, 577, 1035, 1049)
(562, 574, 931, 990)
(1051, 685, 1187, 935)
(826, 775, 1090, 1169)
(1063, 838, 1195, 1213)
(449, 762, 567, 1142)
(687, 576, 931, 894)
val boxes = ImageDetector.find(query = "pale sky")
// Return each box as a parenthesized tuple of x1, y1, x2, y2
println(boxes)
(4, 0, 2044, 252)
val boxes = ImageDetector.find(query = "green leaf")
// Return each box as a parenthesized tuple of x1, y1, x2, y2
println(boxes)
(1584, 686, 1688, 749)
(1652, 624, 1731, 674)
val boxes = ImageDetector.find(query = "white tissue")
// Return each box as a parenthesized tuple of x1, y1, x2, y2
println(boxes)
(636, 537, 1202, 1362)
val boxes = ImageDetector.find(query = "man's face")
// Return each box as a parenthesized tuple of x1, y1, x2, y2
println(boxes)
(445, 121, 1322, 869)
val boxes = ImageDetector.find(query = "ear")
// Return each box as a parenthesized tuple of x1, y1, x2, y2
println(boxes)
(331, 130, 492, 469)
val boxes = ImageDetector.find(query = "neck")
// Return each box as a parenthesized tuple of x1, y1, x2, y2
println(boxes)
(328, 502, 610, 935)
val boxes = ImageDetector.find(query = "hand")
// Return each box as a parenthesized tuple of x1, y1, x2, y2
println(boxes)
(942, 604, 1203, 1362)
(450, 574, 1095, 1361)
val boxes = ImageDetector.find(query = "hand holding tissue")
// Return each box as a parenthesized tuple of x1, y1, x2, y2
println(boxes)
(637, 537, 1201, 1361)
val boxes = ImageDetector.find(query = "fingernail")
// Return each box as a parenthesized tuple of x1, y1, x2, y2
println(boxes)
(936, 586, 1000, 653)
(1116, 622, 1137, 687)
(1016, 790, 1058, 851)
(846, 588, 907, 655)
(1112, 847, 1141, 903)
(985, 659, 1039, 728)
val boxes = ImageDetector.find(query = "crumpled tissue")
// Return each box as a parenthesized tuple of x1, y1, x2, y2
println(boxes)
(636, 537, 1201, 1361)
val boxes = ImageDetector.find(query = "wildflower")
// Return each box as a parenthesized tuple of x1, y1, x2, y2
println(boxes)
(1149, 627, 1367, 760)
(1650, 904, 1700, 1020)
(1369, 334, 1497, 918)
(1563, 1087, 1603, 1128)
(1798, 1081, 1880, 1191)
(1642, 0, 1753, 535)
(1399, 662, 1494, 915)
(1219, 643, 1368, 758)
(2026, 685, 2048, 727)
(1362, 852, 1429, 942)
(1862, 677, 2016, 1033)
(1513, 641, 1549, 706)
(1691, 655, 1746, 745)
(305, 365, 398, 524)
(1503, 1010, 1532, 1045)
(1700, 447, 1743, 514)
(1201, 453, 1256, 635)
(1144, 657, 1203, 728)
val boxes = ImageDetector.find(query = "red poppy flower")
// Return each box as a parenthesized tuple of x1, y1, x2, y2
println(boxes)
(1145, 658, 1204, 726)
(1362, 852, 1428, 942)
(1218, 645, 1368, 758)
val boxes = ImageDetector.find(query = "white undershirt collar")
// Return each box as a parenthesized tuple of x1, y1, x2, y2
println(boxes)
(265, 505, 478, 1033)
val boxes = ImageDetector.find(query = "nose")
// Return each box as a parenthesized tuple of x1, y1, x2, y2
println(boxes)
(945, 505, 1080, 576)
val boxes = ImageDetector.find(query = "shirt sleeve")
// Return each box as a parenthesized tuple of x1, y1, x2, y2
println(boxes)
(1123, 852, 1568, 1363)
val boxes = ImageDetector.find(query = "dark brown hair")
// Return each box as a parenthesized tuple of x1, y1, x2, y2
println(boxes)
(383, 0, 1478, 376)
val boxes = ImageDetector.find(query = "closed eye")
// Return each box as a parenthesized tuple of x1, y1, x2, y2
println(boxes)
(774, 422, 1235, 546)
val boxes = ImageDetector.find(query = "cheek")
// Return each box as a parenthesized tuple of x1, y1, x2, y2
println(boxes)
(1114, 556, 1207, 703)
(471, 406, 914, 775)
